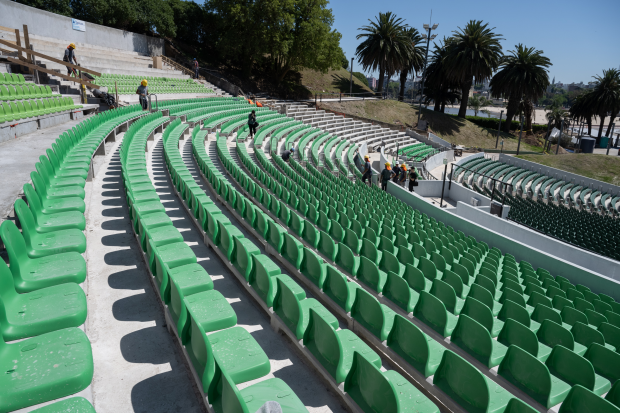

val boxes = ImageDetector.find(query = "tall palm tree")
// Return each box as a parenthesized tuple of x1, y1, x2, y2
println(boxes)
(355, 12, 412, 93)
(398, 27, 426, 101)
(423, 39, 461, 112)
(490, 44, 551, 133)
(570, 93, 595, 136)
(443, 20, 503, 118)
(467, 94, 492, 117)
(587, 68, 620, 143)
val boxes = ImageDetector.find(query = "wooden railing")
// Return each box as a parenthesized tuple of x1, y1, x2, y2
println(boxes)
(160, 55, 204, 80)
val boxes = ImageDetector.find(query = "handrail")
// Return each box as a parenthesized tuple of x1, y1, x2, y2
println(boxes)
(160, 55, 204, 80)
(0, 38, 102, 77)
(6, 57, 99, 89)
(148, 94, 158, 111)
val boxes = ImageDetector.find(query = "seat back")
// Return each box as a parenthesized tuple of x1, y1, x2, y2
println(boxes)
(545, 345, 596, 390)
(498, 299, 532, 327)
(497, 318, 540, 357)
(386, 314, 438, 376)
(498, 345, 553, 405)
(351, 287, 390, 340)
(343, 352, 399, 413)
(468, 283, 495, 311)
(434, 350, 491, 411)
(531, 303, 563, 325)
(418, 256, 437, 280)
(461, 296, 495, 334)
(303, 308, 343, 379)
(430, 279, 458, 314)
(413, 291, 449, 336)
(537, 320, 575, 350)
(273, 275, 303, 333)
(572, 321, 607, 348)
(22, 183, 44, 217)
(584, 343, 620, 384)
(300, 248, 326, 288)
(558, 385, 620, 413)
(451, 314, 495, 363)
(13, 199, 38, 244)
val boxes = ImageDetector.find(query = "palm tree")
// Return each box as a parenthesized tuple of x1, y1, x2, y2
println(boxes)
(587, 68, 620, 143)
(423, 39, 461, 112)
(443, 20, 503, 118)
(355, 12, 412, 93)
(490, 44, 551, 133)
(398, 27, 426, 101)
(570, 92, 595, 136)
(467, 94, 493, 117)
(546, 104, 569, 129)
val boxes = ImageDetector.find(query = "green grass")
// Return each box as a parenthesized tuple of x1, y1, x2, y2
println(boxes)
(318, 99, 544, 153)
(300, 68, 374, 95)
(515, 154, 620, 185)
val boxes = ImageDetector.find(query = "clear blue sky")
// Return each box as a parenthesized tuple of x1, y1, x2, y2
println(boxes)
(329, 0, 620, 84)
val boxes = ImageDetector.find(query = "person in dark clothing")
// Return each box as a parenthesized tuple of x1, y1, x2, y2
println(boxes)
(282, 147, 294, 162)
(248, 110, 258, 138)
(63, 43, 78, 77)
(361, 155, 372, 185)
(408, 168, 418, 192)
(193, 58, 199, 79)
(379, 162, 395, 191)
(391, 163, 401, 183)
(136, 79, 149, 110)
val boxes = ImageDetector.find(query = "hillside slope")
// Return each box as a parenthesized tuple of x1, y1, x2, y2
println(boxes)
(318, 100, 544, 152)
(300, 68, 374, 95)
(516, 154, 620, 185)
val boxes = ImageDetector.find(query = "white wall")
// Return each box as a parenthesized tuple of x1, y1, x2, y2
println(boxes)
(0, 0, 165, 56)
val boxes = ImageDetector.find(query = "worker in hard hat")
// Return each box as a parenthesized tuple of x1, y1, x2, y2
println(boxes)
(361, 154, 372, 186)
(398, 163, 408, 186)
(136, 79, 149, 110)
(63, 43, 78, 77)
(379, 162, 395, 191)
(408, 166, 418, 192)
(282, 146, 294, 162)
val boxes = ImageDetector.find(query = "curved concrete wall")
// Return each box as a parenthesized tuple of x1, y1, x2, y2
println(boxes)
(0, 0, 164, 56)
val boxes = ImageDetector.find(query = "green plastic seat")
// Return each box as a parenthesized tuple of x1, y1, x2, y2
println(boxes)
(323, 265, 358, 313)
(151, 241, 197, 301)
(558, 385, 620, 413)
(383, 270, 420, 313)
(497, 318, 551, 361)
(357, 255, 387, 293)
(433, 350, 512, 412)
(273, 275, 338, 339)
(451, 314, 507, 368)
(545, 345, 611, 396)
(386, 314, 446, 377)
(29, 397, 96, 413)
(209, 363, 308, 413)
(412, 291, 457, 337)
(461, 296, 504, 338)
(572, 321, 616, 351)
(15, 197, 85, 233)
(350, 287, 395, 341)
(0, 327, 93, 412)
(584, 342, 620, 384)
(344, 352, 440, 413)
(303, 308, 381, 383)
(600, 322, 620, 352)
(430, 279, 464, 316)
(498, 345, 571, 408)
(606, 381, 620, 409)
(248, 254, 281, 307)
(536, 320, 585, 355)
(168, 262, 214, 329)
(300, 248, 327, 288)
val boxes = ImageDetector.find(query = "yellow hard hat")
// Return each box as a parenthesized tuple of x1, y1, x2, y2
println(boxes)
(69, 43, 76, 49)
(401, 163, 406, 167)
(364, 155, 369, 159)
(385, 162, 391, 166)
(141, 79, 148, 86)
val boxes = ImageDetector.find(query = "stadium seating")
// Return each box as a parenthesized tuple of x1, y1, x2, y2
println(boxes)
(93, 74, 214, 95)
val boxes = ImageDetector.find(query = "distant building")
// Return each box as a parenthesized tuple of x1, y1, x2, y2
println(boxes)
(367, 77, 377, 89)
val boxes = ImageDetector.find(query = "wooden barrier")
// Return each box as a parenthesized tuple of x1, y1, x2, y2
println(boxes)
(6, 57, 100, 89)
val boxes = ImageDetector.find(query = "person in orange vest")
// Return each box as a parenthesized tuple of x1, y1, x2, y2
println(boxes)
(379, 162, 395, 191)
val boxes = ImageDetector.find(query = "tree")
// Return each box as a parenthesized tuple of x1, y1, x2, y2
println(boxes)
(398, 27, 425, 101)
(467, 94, 492, 117)
(352, 72, 368, 86)
(570, 92, 595, 136)
(355, 12, 412, 93)
(490, 44, 551, 134)
(423, 39, 461, 112)
(16, 0, 71, 16)
(342, 55, 349, 70)
(587, 68, 620, 142)
(444, 20, 503, 118)
(546, 104, 569, 130)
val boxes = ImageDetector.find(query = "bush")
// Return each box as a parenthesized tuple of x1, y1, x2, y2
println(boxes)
(352, 72, 368, 87)
(464, 116, 547, 133)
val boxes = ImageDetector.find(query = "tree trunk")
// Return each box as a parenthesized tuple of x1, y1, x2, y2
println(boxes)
(434, 98, 441, 111)
(458, 79, 473, 118)
(524, 99, 534, 135)
(502, 95, 520, 133)
(398, 69, 408, 101)
(587, 117, 592, 136)
(597, 114, 606, 146)
(606, 111, 618, 136)
(377, 64, 385, 93)
(441, 102, 446, 113)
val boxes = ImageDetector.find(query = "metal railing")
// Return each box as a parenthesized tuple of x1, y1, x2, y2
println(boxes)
(160, 55, 204, 80)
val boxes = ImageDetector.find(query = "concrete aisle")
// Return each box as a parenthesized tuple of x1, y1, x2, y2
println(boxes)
(86, 135, 203, 413)
(180, 134, 347, 413)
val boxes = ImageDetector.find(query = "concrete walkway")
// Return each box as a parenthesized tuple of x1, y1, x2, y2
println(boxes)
(86, 135, 203, 412)
(0, 115, 93, 220)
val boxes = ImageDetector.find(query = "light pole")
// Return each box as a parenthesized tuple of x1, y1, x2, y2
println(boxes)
(416, 22, 438, 126)
(607, 123, 615, 155)
(349, 57, 354, 95)
(495, 110, 504, 148)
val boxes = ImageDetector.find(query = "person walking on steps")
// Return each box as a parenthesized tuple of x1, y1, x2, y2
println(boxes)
(63, 43, 79, 78)
(408, 167, 418, 192)
(248, 110, 259, 138)
(361, 155, 372, 186)
(137, 79, 149, 111)
(380, 162, 395, 191)
(193, 58, 199, 79)
(398, 163, 407, 186)
(282, 147, 294, 162)
(391, 163, 401, 183)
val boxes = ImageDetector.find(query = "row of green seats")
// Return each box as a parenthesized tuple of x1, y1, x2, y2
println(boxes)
(218, 131, 545, 413)
(0, 72, 26, 84)
(146, 118, 313, 413)
(189, 130, 443, 413)
(0, 97, 82, 123)
(252, 131, 617, 404)
(97, 73, 196, 82)
(0, 84, 54, 101)
(0, 104, 143, 412)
